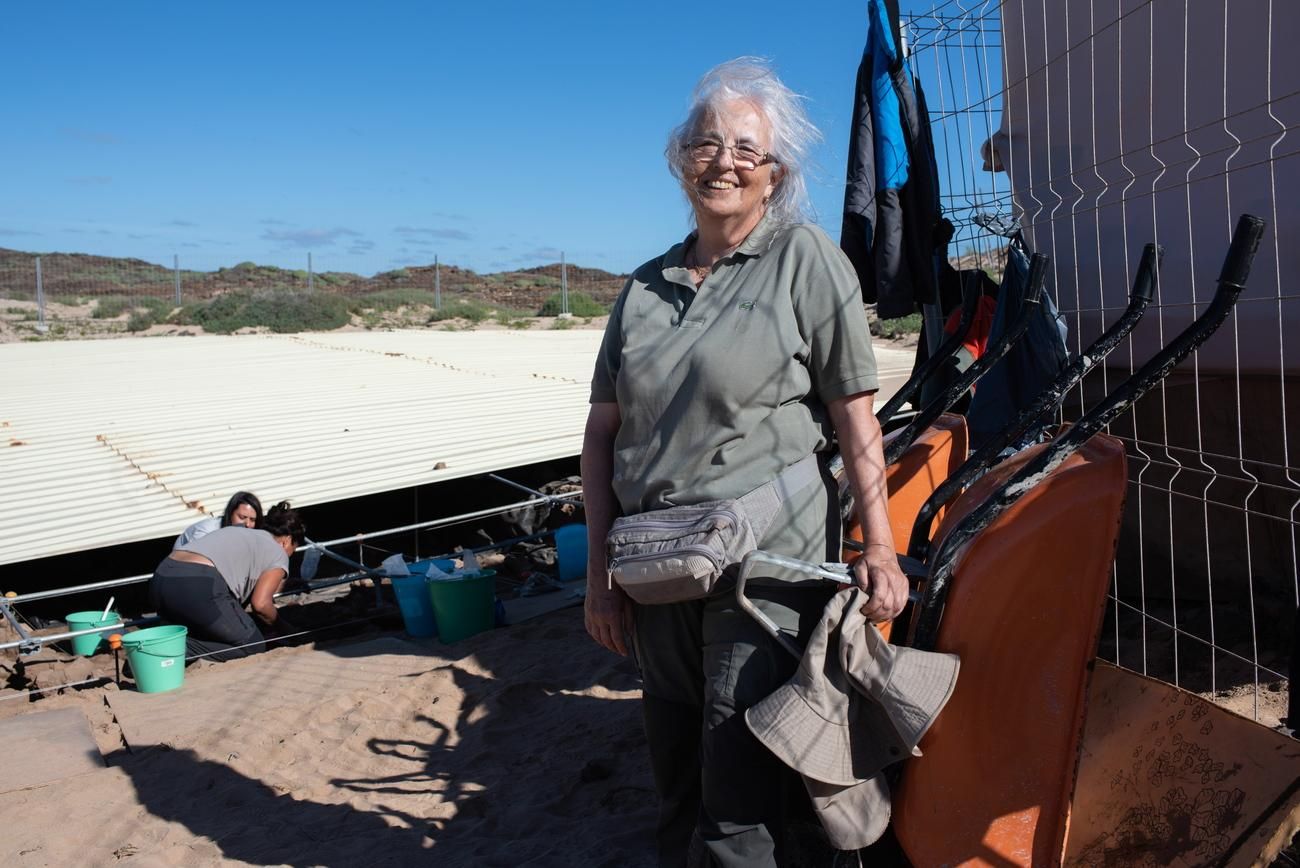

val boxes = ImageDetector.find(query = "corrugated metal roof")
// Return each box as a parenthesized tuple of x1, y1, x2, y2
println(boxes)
(1, 330, 604, 565)
(1, 330, 916, 567)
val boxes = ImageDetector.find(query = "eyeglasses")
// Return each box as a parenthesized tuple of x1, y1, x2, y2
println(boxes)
(683, 137, 772, 169)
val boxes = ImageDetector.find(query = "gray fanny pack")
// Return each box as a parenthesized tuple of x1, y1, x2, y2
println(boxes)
(606, 454, 821, 605)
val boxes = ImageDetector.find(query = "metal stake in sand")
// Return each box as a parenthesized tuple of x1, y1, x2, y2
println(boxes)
(107, 633, 123, 687)
(35, 255, 48, 334)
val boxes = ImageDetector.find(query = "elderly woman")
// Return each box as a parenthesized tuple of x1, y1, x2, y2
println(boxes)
(582, 58, 908, 865)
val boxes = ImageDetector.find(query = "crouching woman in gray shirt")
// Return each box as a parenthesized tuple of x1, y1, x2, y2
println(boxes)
(148, 501, 306, 663)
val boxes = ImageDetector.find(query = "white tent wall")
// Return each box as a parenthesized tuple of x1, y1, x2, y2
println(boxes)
(991, 0, 1299, 375)
(907, 0, 1296, 723)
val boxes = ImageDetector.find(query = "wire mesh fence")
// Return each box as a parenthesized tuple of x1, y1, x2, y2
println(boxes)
(908, 0, 1297, 726)
(0, 247, 627, 338)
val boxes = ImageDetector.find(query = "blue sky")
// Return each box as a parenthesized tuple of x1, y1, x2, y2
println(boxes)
(2, 0, 987, 277)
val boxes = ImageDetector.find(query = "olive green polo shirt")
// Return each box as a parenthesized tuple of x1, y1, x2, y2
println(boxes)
(591, 214, 879, 560)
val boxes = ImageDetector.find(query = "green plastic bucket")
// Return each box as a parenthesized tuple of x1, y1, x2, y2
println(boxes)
(65, 611, 120, 656)
(121, 625, 188, 693)
(428, 569, 496, 643)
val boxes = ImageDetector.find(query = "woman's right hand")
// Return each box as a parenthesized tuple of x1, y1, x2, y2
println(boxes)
(585, 577, 633, 656)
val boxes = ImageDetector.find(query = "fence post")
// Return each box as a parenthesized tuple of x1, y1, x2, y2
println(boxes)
(434, 255, 441, 309)
(173, 255, 181, 307)
(561, 251, 568, 315)
(307, 252, 314, 292)
(34, 255, 48, 334)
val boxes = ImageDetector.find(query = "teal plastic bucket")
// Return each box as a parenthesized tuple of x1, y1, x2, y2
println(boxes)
(391, 575, 438, 637)
(406, 558, 456, 578)
(428, 569, 496, 643)
(65, 611, 120, 656)
(121, 625, 188, 694)
(554, 524, 588, 582)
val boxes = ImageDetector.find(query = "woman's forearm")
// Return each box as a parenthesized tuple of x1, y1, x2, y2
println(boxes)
(581, 403, 622, 587)
(252, 601, 277, 626)
(827, 391, 896, 552)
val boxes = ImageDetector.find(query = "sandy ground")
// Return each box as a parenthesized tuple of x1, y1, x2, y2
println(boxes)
(0, 603, 660, 868)
(2, 586, 1291, 868)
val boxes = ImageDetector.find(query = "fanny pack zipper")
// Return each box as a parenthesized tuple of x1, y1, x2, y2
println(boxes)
(609, 544, 725, 574)
(608, 507, 742, 538)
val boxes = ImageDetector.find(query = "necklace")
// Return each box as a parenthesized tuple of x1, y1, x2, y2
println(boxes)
(685, 239, 740, 285)
(683, 247, 711, 286)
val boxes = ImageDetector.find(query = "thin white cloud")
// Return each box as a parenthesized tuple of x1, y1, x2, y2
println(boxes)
(516, 247, 563, 263)
(394, 226, 472, 241)
(261, 227, 362, 248)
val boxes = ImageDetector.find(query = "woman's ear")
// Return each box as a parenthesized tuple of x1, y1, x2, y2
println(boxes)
(765, 164, 784, 202)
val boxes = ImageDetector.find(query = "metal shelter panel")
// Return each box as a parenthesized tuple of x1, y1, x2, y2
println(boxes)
(0, 329, 604, 565)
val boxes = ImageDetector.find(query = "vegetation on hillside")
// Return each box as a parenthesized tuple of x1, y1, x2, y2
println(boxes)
(537, 291, 606, 318)
(0, 247, 628, 312)
(175, 290, 352, 334)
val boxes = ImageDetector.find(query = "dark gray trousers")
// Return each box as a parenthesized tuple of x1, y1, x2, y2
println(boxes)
(632, 583, 833, 868)
(148, 559, 265, 662)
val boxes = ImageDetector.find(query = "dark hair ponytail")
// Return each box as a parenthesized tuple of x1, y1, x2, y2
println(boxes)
(262, 501, 307, 545)
(221, 491, 264, 527)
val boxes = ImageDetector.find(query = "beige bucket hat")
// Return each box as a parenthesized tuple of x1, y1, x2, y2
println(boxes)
(745, 587, 960, 787)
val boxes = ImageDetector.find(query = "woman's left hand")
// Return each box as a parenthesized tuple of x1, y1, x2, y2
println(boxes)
(827, 392, 909, 623)
(853, 546, 910, 622)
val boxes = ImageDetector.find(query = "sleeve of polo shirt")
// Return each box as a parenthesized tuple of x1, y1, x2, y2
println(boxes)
(589, 278, 631, 404)
(790, 227, 880, 403)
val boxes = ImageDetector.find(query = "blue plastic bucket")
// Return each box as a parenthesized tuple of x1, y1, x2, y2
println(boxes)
(391, 575, 438, 637)
(428, 569, 496, 643)
(406, 558, 456, 578)
(121, 625, 188, 693)
(554, 524, 588, 582)
(65, 611, 120, 656)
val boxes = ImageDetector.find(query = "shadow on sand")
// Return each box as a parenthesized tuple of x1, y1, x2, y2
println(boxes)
(116, 607, 657, 867)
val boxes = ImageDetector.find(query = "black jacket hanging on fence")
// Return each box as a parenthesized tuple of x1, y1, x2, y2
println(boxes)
(841, 0, 945, 319)
(965, 237, 1070, 451)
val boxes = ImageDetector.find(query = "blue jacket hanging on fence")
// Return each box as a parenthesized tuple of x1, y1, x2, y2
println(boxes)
(841, 0, 945, 319)
(965, 237, 1070, 451)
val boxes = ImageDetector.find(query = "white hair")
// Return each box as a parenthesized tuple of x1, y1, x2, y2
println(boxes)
(666, 56, 821, 225)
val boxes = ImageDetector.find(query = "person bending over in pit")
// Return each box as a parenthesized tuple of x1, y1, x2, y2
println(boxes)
(173, 490, 264, 549)
(150, 501, 306, 662)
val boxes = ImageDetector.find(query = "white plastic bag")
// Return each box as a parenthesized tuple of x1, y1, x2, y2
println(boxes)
(381, 553, 410, 577)
(460, 549, 481, 575)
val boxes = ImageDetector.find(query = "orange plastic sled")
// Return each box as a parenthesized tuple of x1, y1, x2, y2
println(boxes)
(843, 413, 968, 642)
(891, 432, 1128, 868)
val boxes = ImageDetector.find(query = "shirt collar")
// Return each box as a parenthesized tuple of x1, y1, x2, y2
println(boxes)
(664, 208, 783, 270)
